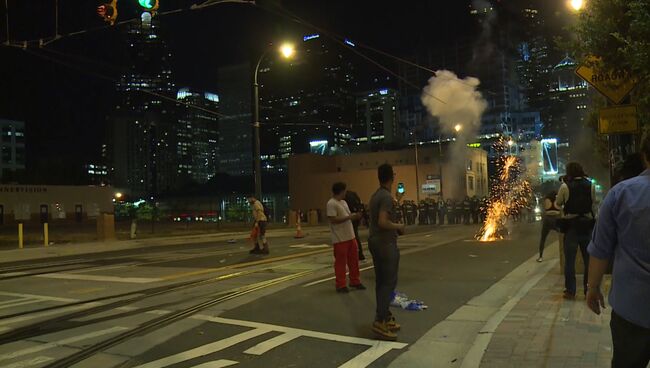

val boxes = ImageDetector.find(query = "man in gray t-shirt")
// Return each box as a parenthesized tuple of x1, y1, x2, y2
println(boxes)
(368, 164, 405, 341)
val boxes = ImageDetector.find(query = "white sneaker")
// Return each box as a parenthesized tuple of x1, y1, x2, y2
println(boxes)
(537, 257, 543, 262)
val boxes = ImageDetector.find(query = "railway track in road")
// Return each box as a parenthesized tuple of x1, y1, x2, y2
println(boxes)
(0, 248, 332, 345)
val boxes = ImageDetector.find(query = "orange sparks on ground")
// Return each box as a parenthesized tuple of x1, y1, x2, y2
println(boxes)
(476, 153, 531, 242)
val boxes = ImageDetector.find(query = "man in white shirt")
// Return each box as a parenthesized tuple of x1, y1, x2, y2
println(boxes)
(327, 182, 366, 293)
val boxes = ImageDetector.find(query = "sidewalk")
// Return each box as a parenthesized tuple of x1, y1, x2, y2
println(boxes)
(0, 224, 330, 264)
(480, 269, 613, 368)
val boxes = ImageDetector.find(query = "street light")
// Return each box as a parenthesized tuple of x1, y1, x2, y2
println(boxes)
(253, 41, 296, 199)
(569, 0, 584, 11)
(454, 124, 463, 133)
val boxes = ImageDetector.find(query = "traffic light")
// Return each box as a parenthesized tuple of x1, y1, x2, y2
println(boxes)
(97, 0, 118, 25)
(138, 0, 159, 13)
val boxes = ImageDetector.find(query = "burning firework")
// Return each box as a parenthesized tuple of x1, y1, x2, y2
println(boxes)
(476, 141, 532, 242)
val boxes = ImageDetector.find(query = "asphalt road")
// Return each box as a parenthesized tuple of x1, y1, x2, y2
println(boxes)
(0, 221, 544, 368)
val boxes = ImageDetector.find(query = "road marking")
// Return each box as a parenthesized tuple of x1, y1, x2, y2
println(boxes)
(0, 326, 128, 362)
(0, 299, 43, 310)
(0, 302, 102, 327)
(0, 298, 30, 307)
(244, 331, 301, 355)
(194, 315, 407, 350)
(339, 344, 395, 368)
(191, 360, 238, 368)
(0, 272, 29, 278)
(67, 287, 106, 295)
(303, 266, 375, 287)
(0, 291, 77, 303)
(34, 273, 162, 284)
(3, 356, 55, 368)
(133, 328, 270, 368)
(160, 249, 330, 281)
(289, 244, 329, 249)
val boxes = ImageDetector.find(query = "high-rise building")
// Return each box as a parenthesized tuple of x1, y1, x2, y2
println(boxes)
(0, 119, 25, 182)
(258, 34, 356, 173)
(176, 88, 219, 184)
(353, 88, 399, 149)
(108, 12, 176, 196)
(546, 56, 590, 142)
(217, 63, 253, 177)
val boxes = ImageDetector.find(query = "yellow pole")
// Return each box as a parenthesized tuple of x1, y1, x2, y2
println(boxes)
(44, 223, 49, 247)
(18, 223, 23, 249)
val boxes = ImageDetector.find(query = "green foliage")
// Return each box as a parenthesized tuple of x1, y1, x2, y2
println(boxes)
(569, 0, 650, 124)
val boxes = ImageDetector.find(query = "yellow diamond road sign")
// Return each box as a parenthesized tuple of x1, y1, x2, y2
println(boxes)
(599, 105, 638, 135)
(575, 57, 637, 104)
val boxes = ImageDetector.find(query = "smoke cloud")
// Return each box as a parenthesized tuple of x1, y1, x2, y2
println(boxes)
(421, 70, 488, 199)
(421, 70, 487, 137)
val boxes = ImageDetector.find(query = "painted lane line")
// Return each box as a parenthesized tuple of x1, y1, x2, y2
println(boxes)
(0, 298, 31, 307)
(133, 328, 270, 368)
(303, 266, 375, 287)
(191, 360, 239, 368)
(3, 356, 55, 368)
(34, 273, 162, 284)
(0, 326, 128, 362)
(243, 331, 301, 355)
(0, 272, 29, 277)
(0, 299, 44, 311)
(0, 291, 77, 303)
(338, 344, 396, 368)
(194, 315, 407, 350)
(0, 302, 103, 327)
(289, 244, 329, 249)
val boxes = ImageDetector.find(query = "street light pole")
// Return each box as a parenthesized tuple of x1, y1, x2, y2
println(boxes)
(413, 131, 420, 203)
(253, 52, 267, 200)
(438, 134, 443, 200)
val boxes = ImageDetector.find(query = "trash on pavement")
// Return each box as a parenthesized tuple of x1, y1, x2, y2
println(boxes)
(390, 291, 428, 311)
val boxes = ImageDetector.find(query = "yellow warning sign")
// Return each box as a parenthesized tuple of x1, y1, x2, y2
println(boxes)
(575, 56, 637, 105)
(599, 105, 638, 135)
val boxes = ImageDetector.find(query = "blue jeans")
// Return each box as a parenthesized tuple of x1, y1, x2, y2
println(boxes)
(563, 225, 591, 295)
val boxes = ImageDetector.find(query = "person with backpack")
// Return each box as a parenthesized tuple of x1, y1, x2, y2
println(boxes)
(537, 190, 561, 262)
(555, 162, 596, 299)
(247, 195, 270, 255)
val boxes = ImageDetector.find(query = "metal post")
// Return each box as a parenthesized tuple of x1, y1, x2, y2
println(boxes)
(18, 223, 23, 249)
(252, 52, 266, 200)
(413, 131, 420, 203)
(4, 0, 10, 45)
(43, 223, 49, 247)
(438, 134, 444, 199)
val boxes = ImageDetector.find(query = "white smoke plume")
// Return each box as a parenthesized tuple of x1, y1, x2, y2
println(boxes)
(421, 70, 488, 199)
(421, 70, 487, 137)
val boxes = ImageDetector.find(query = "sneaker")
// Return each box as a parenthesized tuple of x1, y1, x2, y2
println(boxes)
(372, 321, 397, 341)
(359, 254, 366, 261)
(249, 248, 261, 254)
(350, 283, 366, 290)
(387, 316, 401, 331)
(336, 287, 349, 293)
(537, 257, 543, 262)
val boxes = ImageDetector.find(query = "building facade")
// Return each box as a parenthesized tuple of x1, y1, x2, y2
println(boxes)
(217, 63, 253, 176)
(0, 119, 25, 182)
(108, 12, 177, 197)
(288, 145, 488, 215)
(353, 88, 400, 150)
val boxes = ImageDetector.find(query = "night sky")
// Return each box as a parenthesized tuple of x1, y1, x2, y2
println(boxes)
(1, 0, 562, 184)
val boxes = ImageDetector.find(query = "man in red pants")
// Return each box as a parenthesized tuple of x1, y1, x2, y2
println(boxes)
(327, 182, 366, 293)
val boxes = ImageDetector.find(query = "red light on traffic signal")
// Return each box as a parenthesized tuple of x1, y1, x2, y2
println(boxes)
(97, 0, 118, 25)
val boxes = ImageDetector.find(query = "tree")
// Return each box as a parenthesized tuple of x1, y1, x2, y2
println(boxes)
(569, 0, 650, 126)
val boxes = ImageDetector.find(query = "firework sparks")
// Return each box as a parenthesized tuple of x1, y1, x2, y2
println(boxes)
(476, 140, 532, 242)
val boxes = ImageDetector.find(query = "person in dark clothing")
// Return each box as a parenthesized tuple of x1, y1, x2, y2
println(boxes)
(538, 190, 561, 262)
(462, 196, 471, 225)
(429, 199, 438, 225)
(368, 164, 404, 341)
(616, 152, 646, 183)
(556, 162, 596, 299)
(418, 201, 426, 225)
(471, 196, 480, 224)
(446, 199, 453, 224)
(439, 199, 447, 225)
(344, 190, 366, 261)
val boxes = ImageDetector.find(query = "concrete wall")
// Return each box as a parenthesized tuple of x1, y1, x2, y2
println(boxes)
(289, 147, 489, 215)
(0, 185, 114, 224)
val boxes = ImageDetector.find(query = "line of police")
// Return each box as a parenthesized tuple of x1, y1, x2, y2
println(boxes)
(397, 196, 488, 226)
